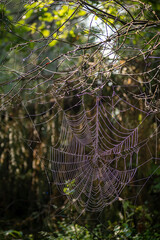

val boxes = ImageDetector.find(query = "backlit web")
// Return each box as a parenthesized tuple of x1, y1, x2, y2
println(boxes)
(49, 92, 140, 212)
(0, 0, 160, 213)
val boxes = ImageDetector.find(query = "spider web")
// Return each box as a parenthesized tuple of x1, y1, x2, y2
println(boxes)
(0, 0, 160, 214)
(49, 92, 140, 212)
(1, 0, 160, 111)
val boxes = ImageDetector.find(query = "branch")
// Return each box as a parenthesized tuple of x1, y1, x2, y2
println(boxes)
(79, 0, 127, 25)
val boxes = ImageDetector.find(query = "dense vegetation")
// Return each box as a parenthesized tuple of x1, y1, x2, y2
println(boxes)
(0, 0, 160, 239)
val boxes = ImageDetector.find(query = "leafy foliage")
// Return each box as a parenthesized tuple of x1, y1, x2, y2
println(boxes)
(0, 0, 160, 239)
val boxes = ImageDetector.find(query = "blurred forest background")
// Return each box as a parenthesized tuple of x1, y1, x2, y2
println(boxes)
(0, 0, 160, 239)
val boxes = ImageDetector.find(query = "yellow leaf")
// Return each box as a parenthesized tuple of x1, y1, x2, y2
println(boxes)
(70, 30, 76, 37)
(78, 10, 86, 16)
(42, 29, 50, 37)
(49, 40, 57, 47)
(30, 23, 37, 34)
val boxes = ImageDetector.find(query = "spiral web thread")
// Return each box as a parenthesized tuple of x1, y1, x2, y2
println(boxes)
(0, 0, 160, 213)
(49, 93, 141, 212)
